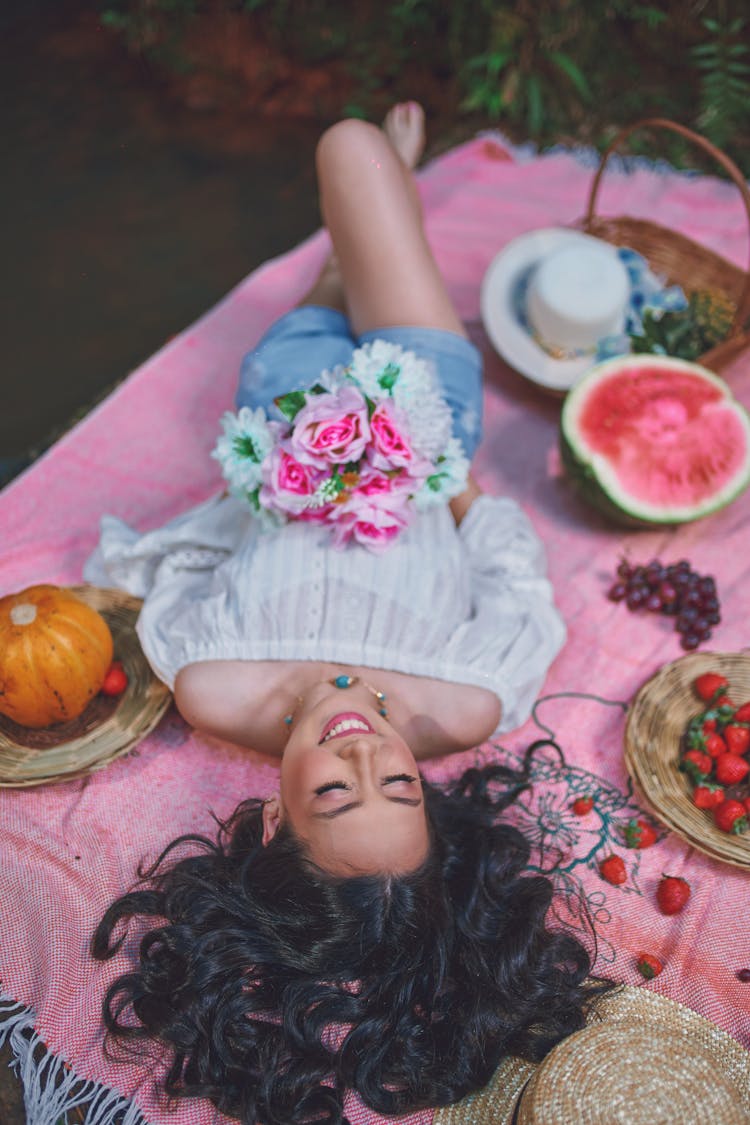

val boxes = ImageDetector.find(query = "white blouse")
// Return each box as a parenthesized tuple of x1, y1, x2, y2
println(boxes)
(84, 493, 566, 734)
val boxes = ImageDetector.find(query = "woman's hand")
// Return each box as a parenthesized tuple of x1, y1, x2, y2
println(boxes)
(449, 474, 482, 526)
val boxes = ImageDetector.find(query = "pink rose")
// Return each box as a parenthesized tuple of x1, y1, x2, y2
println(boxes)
(290, 385, 370, 467)
(329, 492, 410, 553)
(259, 444, 324, 516)
(354, 465, 414, 507)
(368, 401, 416, 470)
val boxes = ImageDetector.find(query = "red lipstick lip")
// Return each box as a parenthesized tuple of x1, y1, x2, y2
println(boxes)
(319, 712, 375, 744)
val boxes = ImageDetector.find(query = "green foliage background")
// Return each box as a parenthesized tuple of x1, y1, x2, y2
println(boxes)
(100, 0, 750, 175)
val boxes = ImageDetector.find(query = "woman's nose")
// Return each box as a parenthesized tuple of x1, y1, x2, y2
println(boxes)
(336, 736, 378, 760)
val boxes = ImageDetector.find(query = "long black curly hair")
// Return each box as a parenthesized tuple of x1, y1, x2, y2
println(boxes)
(91, 752, 612, 1125)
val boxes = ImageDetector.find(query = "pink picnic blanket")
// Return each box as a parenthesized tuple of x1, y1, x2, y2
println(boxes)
(1, 133, 749, 1125)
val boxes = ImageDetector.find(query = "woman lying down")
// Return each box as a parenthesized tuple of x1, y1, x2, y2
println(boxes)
(88, 103, 611, 1125)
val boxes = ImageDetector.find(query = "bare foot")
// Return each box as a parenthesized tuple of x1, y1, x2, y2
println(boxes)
(383, 101, 426, 170)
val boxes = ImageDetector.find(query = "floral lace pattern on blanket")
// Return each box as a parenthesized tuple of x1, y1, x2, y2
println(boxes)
(477, 692, 656, 967)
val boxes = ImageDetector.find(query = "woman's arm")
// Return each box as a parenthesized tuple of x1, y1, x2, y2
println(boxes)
(449, 473, 483, 526)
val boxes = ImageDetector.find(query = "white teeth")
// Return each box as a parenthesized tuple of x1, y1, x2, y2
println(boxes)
(322, 718, 371, 742)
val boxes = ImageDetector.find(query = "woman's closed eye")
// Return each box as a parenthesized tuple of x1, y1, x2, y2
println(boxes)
(314, 780, 351, 795)
(313, 774, 417, 796)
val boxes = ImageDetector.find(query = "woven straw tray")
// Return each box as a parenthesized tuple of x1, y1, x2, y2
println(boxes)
(625, 651, 750, 868)
(0, 585, 171, 788)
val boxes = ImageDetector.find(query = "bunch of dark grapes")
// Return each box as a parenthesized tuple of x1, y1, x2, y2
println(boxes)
(607, 558, 720, 650)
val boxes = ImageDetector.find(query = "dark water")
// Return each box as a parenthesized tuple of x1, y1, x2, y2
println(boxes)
(2, 0, 322, 481)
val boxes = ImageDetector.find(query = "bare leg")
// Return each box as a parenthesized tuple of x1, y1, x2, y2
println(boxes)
(300, 103, 480, 522)
(308, 104, 466, 338)
(296, 254, 348, 314)
(298, 103, 430, 319)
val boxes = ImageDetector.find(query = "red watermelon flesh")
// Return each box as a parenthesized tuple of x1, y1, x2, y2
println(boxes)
(561, 356, 750, 525)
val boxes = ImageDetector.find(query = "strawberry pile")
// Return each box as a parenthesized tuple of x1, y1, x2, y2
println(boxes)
(680, 672, 750, 835)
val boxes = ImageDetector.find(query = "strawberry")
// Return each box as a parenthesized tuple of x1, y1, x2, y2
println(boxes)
(624, 818, 657, 849)
(636, 953, 663, 979)
(702, 718, 717, 734)
(101, 661, 129, 697)
(716, 696, 735, 709)
(656, 874, 690, 915)
(715, 753, 750, 786)
(572, 795, 594, 816)
(692, 784, 725, 810)
(714, 800, 749, 835)
(733, 702, 750, 723)
(599, 855, 627, 885)
(704, 732, 728, 759)
(680, 749, 713, 779)
(693, 673, 729, 703)
(724, 725, 750, 756)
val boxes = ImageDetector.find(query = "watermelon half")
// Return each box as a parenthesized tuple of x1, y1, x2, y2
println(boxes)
(560, 355, 750, 527)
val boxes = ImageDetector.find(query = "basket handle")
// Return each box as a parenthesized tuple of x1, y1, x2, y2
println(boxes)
(584, 117, 750, 331)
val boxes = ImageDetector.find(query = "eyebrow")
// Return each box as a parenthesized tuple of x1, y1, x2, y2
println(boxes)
(312, 796, 423, 820)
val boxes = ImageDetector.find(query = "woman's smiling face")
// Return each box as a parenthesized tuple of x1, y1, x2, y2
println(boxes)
(263, 683, 429, 875)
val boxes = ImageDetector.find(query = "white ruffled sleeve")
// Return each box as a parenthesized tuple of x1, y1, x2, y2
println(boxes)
(448, 494, 567, 734)
(83, 494, 252, 598)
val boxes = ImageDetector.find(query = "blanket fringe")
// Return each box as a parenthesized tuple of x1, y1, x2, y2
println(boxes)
(0, 992, 146, 1125)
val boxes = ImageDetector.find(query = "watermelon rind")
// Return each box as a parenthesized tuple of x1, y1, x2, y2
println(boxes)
(560, 355, 750, 527)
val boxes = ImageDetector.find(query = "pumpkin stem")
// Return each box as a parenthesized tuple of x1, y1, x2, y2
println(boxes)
(10, 603, 37, 626)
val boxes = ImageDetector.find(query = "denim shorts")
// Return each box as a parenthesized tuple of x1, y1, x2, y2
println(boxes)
(236, 306, 483, 459)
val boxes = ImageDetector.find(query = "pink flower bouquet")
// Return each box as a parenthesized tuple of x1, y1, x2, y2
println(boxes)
(212, 340, 469, 552)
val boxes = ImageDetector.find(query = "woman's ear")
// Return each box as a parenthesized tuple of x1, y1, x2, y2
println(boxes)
(261, 795, 282, 846)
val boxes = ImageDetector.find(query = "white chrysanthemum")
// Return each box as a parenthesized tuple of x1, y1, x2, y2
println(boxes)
(348, 339, 407, 396)
(316, 365, 348, 393)
(348, 340, 453, 458)
(397, 389, 453, 459)
(414, 438, 470, 509)
(212, 407, 274, 492)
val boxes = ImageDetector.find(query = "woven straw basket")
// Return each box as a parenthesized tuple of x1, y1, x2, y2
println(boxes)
(624, 650, 750, 868)
(580, 117, 750, 373)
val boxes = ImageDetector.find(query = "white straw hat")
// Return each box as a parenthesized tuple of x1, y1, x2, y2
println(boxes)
(434, 985, 750, 1125)
(480, 228, 631, 393)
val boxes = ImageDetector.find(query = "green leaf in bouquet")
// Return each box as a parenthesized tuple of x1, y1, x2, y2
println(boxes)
(426, 471, 448, 492)
(274, 390, 308, 422)
(233, 434, 261, 460)
(377, 363, 401, 392)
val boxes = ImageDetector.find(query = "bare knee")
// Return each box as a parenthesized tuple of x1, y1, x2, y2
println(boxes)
(316, 118, 389, 176)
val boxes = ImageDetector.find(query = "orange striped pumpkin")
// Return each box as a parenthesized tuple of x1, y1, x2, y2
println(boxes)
(0, 585, 113, 728)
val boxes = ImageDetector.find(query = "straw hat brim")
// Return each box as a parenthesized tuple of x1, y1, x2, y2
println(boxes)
(625, 651, 750, 869)
(434, 985, 750, 1125)
(480, 227, 618, 394)
(0, 585, 171, 787)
